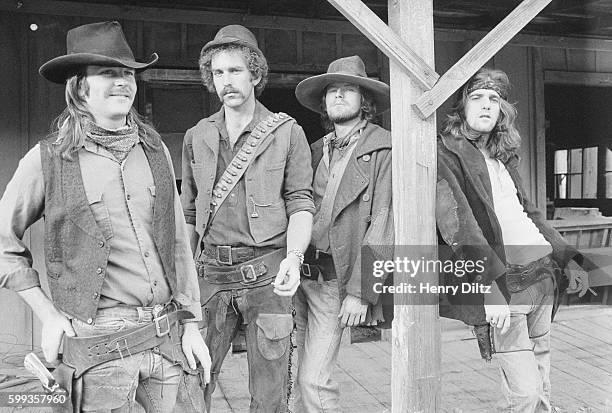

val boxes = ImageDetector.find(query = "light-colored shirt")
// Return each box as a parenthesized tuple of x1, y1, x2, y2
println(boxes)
(0, 140, 201, 318)
(483, 155, 552, 265)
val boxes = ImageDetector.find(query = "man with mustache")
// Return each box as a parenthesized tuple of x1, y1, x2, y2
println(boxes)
(180, 25, 314, 412)
(0, 21, 210, 411)
(292, 55, 394, 412)
(437, 67, 590, 412)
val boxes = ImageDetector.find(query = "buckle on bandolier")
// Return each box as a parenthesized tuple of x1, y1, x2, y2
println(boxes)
(240, 264, 258, 283)
(217, 245, 233, 265)
(301, 263, 312, 278)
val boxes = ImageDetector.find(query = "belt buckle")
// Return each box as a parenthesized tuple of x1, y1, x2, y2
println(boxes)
(217, 245, 233, 265)
(240, 264, 257, 283)
(154, 314, 170, 337)
(108, 337, 129, 354)
(301, 263, 312, 278)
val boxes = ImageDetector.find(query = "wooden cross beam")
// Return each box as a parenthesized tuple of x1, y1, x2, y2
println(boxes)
(327, 0, 439, 89)
(330, 0, 552, 119)
(414, 0, 552, 118)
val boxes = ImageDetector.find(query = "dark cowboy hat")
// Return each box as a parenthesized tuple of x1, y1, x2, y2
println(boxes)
(39, 21, 158, 84)
(295, 55, 390, 115)
(200, 24, 264, 58)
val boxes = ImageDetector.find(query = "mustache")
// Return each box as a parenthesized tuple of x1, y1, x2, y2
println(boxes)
(221, 87, 240, 96)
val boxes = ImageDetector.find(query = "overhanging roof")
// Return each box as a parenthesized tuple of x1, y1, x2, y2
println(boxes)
(72, 0, 612, 39)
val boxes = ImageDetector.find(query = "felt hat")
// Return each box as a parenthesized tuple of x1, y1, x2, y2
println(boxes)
(295, 55, 390, 115)
(39, 21, 158, 84)
(200, 24, 263, 58)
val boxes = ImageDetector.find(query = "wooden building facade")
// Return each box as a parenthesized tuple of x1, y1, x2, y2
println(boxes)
(0, 0, 611, 354)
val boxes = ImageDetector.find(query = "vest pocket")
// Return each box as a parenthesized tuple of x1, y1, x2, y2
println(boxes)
(86, 189, 114, 240)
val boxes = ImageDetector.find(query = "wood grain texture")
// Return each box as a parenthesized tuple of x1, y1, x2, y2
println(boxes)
(387, 0, 441, 411)
(327, 0, 439, 89)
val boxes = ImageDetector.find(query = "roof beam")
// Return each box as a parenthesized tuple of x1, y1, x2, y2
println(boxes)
(327, 0, 439, 90)
(414, 0, 553, 119)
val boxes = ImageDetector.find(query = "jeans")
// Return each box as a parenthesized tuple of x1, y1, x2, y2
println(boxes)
(71, 306, 183, 413)
(202, 284, 293, 412)
(494, 273, 554, 413)
(293, 278, 344, 413)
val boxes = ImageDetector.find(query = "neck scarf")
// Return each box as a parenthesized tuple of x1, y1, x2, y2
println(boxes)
(83, 117, 140, 162)
(329, 119, 367, 149)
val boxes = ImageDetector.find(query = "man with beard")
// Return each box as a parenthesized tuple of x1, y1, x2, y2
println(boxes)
(437, 67, 589, 412)
(293, 55, 394, 412)
(180, 25, 314, 412)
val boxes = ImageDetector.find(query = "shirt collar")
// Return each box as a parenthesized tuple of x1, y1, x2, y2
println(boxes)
(212, 100, 271, 141)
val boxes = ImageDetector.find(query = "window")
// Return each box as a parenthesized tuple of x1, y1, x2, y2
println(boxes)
(606, 148, 612, 199)
(554, 147, 598, 199)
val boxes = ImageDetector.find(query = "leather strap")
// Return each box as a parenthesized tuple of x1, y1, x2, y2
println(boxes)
(201, 244, 277, 266)
(197, 248, 285, 305)
(301, 246, 337, 280)
(207, 112, 293, 227)
(62, 309, 193, 377)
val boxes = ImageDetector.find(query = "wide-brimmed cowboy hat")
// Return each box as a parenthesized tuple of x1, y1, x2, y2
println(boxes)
(295, 55, 390, 115)
(200, 24, 264, 58)
(39, 21, 158, 84)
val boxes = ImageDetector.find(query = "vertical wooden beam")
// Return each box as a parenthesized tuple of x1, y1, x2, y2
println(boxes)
(389, 1, 440, 412)
(533, 47, 548, 212)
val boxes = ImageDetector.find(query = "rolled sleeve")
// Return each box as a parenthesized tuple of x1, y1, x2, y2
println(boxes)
(180, 129, 197, 226)
(0, 144, 45, 292)
(164, 145, 202, 321)
(283, 123, 315, 217)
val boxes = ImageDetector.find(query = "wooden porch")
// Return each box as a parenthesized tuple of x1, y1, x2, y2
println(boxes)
(211, 305, 612, 412)
(0, 305, 610, 412)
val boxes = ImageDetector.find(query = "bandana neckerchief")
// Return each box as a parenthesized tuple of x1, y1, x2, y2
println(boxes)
(83, 117, 140, 162)
(329, 118, 367, 149)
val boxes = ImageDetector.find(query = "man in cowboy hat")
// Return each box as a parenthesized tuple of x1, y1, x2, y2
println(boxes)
(293, 55, 394, 412)
(180, 24, 314, 412)
(436, 67, 590, 411)
(0, 21, 210, 412)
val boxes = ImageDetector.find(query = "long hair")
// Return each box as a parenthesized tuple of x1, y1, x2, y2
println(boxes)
(320, 86, 377, 132)
(51, 71, 161, 159)
(199, 44, 268, 97)
(441, 68, 521, 163)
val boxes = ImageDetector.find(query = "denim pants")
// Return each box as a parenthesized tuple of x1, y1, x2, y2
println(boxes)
(494, 272, 555, 413)
(293, 278, 344, 413)
(202, 283, 293, 413)
(71, 306, 183, 413)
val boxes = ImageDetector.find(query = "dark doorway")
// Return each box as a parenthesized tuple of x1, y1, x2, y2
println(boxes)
(545, 84, 612, 216)
(259, 86, 326, 144)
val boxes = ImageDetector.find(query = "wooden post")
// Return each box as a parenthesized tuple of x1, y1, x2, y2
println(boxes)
(389, 1, 440, 412)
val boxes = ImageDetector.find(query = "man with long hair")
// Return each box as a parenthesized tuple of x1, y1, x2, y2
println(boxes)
(437, 67, 589, 412)
(180, 25, 314, 412)
(293, 55, 394, 412)
(0, 21, 210, 411)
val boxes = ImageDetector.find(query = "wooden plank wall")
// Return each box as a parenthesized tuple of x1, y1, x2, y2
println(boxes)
(1, 4, 612, 352)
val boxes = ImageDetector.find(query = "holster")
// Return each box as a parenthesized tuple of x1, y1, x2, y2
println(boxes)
(197, 248, 285, 305)
(473, 324, 495, 362)
(51, 363, 81, 413)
